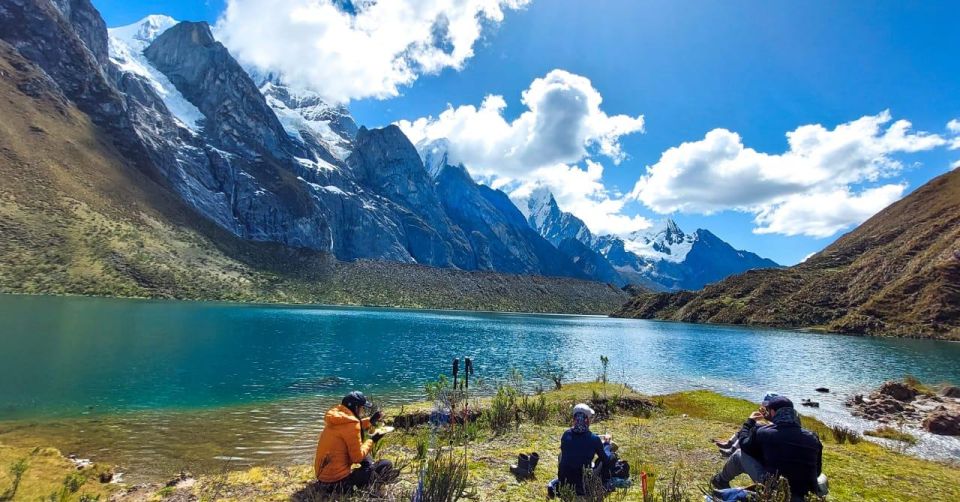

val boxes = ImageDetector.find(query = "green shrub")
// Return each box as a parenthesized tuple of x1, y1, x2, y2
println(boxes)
(484, 385, 518, 434)
(535, 361, 567, 390)
(415, 450, 470, 502)
(864, 425, 917, 444)
(650, 469, 692, 501)
(45, 472, 87, 502)
(521, 393, 550, 424)
(830, 424, 861, 444)
(0, 458, 28, 502)
(903, 375, 936, 396)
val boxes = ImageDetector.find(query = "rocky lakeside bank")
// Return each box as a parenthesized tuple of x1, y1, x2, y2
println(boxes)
(846, 379, 960, 437)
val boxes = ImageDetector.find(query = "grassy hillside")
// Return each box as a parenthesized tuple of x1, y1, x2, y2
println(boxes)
(614, 168, 960, 339)
(0, 42, 627, 315)
(2, 383, 957, 501)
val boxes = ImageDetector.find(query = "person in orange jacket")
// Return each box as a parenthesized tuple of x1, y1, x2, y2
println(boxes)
(314, 391, 393, 493)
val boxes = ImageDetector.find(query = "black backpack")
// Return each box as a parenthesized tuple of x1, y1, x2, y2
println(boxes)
(611, 459, 630, 479)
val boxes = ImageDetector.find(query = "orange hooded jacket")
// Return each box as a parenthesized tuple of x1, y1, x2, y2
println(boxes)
(313, 404, 374, 482)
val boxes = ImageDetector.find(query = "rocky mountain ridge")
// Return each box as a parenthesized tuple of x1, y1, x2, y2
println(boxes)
(613, 168, 960, 339)
(526, 190, 780, 290)
(1, 2, 782, 301)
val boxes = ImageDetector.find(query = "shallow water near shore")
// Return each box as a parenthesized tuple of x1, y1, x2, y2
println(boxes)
(1, 294, 958, 481)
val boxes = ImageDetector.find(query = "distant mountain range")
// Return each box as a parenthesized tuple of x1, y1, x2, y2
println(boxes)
(525, 189, 780, 290)
(615, 168, 960, 339)
(0, 1, 779, 308)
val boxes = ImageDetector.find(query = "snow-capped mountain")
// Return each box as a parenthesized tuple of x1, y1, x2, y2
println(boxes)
(526, 188, 596, 248)
(4, 3, 769, 288)
(6, 5, 599, 282)
(623, 219, 694, 263)
(527, 190, 780, 290)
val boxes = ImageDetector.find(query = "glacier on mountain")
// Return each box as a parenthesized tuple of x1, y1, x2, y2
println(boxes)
(107, 15, 204, 130)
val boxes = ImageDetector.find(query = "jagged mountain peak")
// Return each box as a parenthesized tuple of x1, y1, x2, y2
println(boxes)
(416, 138, 453, 178)
(527, 186, 557, 210)
(623, 218, 694, 263)
(109, 15, 178, 47)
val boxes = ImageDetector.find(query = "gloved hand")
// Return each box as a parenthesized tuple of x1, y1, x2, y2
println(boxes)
(370, 410, 383, 426)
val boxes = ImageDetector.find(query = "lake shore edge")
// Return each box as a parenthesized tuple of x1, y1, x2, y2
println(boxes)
(2, 383, 958, 501)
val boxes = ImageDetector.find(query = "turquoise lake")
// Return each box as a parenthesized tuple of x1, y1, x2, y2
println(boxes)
(0, 294, 958, 480)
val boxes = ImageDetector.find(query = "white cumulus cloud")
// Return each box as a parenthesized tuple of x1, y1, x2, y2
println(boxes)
(753, 184, 906, 238)
(508, 161, 652, 236)
(632, 111, 947, 237)
(397, 69, 648, 235)
(948, 118, 960, 149)
(215, 0, 530, 103)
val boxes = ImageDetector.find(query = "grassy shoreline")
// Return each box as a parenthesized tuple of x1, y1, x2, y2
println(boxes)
(1, 383, 957, 501)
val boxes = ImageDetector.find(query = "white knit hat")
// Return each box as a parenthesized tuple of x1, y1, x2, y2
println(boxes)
(572, 403, 595, 418)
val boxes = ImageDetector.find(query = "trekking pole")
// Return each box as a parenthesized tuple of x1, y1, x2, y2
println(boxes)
(463, 357, 474, 461)
(452, 358, 460, 393)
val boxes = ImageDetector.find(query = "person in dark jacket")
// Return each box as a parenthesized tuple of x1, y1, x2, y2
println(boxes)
(711, 395, 822, 502)
(547, 403, 612, 497)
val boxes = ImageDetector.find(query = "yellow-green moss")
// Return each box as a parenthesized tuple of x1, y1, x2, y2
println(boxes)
(0, 445, 116, 501)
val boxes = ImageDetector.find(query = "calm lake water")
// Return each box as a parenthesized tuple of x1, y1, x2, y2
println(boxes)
(0, 294, 958, 480)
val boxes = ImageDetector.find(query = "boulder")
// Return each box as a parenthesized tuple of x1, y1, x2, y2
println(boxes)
(940, 386, 960, 398)
(878, 381, 918, 402)
(923, 412, 960, 436)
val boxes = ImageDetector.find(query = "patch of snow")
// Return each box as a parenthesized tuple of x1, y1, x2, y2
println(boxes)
(295, 156, 337, 172)
(252, 74, 356, 161)
(296, 176, 350, 196)
(265, 92, 353, 161)
(108, 16, 205, 130)
(205, 145, 237, 160)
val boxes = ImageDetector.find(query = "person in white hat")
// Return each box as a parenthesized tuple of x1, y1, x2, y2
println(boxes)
(547, 403, 612, 497)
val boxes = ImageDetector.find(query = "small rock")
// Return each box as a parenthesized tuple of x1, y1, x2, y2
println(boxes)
(165, 470, 195, 488)
(923, 411, 960, 436)
(68, 456, 93, 470)
(801, 399, 820, 408)
(815, 387, 830, 393)
(99, 471, 114, 483)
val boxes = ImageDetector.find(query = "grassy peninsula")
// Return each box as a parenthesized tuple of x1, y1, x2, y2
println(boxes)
(2, 383, 957, 501)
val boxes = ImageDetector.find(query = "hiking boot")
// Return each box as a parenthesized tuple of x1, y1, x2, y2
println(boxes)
(711, 474, 730, 490)
(510, 452, 538, 479)
(527, 452, 539, 472)
(510, 453, 531, 478)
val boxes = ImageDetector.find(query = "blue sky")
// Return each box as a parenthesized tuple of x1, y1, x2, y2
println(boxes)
(94, 0, 960, 265)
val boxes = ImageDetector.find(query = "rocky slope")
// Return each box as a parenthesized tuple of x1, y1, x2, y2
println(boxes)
(0, 2, 627, 314)
(614, 169, 960, 339)
(428, 147, 591, 279)
(527, 190, 779, 290)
